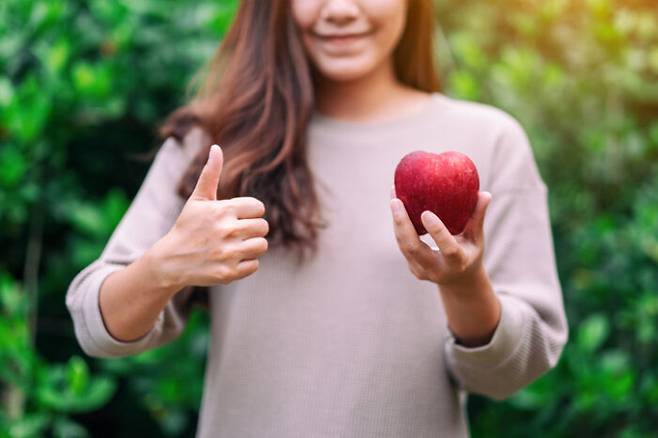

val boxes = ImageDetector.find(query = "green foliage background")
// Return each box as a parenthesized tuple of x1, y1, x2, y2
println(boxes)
(1, 0, 657, 436)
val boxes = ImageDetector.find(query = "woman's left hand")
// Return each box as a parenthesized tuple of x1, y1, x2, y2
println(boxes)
(389, 185, 492, 287)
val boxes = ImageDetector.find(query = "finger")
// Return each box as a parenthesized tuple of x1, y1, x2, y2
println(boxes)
(408, 259, 429, 282)
(421, 210, 465, 262)
(463, 191, 492, 241)
(235, 259, 260, 278)
(190, 144, 223, 201)
(228, 197, 266, 219)
(390, 199, 439, 268)
(235, 236, 269, 259)
(232, 218, 269, 239)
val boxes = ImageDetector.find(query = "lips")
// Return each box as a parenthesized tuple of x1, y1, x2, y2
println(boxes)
(314, 29, 372, 40)
(313, 31, 371, 51)
(316, 32, 370, 40)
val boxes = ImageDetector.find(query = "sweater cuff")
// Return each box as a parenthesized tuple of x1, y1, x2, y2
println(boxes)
(445, 294, 526, 369)
(80, 264, 159, 357)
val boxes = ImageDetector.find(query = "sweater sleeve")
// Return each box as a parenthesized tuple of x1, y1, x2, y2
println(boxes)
(66, 129, 206, 358)
(443, 114, 569, 400)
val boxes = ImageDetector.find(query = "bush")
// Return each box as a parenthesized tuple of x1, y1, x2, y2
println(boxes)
(1, 1, 235, 436)
(436, 0, 658, 435)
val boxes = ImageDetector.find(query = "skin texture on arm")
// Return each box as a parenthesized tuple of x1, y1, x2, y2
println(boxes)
(390, 121, 567, 400)
(99, 145, 269, 342)
(98, 249, 181, 342)
(436, 266, 500, 347)
(390, 187, 501, 347)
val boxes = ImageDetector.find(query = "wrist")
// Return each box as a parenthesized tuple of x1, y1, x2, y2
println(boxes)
(142, 238, 185, 297)
(436, 265, 501, 347)
(437, 264, 489, 299)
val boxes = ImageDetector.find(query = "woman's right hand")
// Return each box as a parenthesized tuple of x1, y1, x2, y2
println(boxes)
(148, 144, 269, 290)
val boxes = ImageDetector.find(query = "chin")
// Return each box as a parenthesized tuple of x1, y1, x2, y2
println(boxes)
(314, 57, 379, 83)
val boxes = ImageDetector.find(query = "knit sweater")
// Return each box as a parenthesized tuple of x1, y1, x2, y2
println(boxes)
(66, 92, 568, 437)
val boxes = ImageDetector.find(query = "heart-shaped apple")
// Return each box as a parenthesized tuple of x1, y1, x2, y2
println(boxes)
(394, 150, 480, 235)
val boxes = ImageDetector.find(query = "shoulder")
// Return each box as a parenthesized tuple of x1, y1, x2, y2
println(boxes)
(432, 93, 528, 146)
(143, 126, 211, 194)
(432, 93, 542, 192)
(159, 101, 213, 161)
(433, 93, 533, 162)
(160, 126, 211, 165)
(177, 125, 211, 161)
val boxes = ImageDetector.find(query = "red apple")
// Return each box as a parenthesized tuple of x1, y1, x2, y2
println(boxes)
(394, 150, 480, 235)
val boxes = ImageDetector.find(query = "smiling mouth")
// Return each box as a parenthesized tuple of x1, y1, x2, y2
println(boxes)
(313, 31, 373, 43)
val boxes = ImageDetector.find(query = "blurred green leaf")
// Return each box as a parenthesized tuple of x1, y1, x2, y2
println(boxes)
(36, 356, 116, 413)
(577, 314, 609, 353)
(0, 148, 27, 187)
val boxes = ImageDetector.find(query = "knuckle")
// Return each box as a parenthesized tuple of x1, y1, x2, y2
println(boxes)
(408, 263, 420, 278)
(237, 260, 259, 278)
(256, 237, 269, 252)
(415, 269, 428, 280)
(220, 200, 237, 216)
(442, 247, 459, 258)
(210, 245, 228, 261)
(259, 219, 270, 236)
(239, 197, 265, 212)
(214, 222, 231, 239)
(216, 264, 231, 281)
(255, 199, 266, 214)
(248, 259, 260, 272)
(402, 247, 415, 257)
(405, 244, 420, 256)
(451, 258, 468, 273)
(212, 201, 230, 217)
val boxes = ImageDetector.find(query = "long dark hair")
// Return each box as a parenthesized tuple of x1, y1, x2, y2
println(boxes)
(160, 0, 441, 265)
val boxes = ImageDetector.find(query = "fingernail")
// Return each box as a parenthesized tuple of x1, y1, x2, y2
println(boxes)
(391, 200, 402, 218)
(423, 211, 440, 228)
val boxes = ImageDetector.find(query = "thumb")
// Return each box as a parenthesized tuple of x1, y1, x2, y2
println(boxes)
(464, 191, 492, 240)
(190, 144, 223, 201)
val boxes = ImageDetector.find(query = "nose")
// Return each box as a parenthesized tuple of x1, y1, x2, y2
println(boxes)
(321, 0, 360, 26)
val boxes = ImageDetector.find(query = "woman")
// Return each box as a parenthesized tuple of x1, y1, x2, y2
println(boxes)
(66, 0, 568, 436)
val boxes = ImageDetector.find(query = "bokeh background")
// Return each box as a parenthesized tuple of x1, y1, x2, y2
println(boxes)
(2, 0, 658, 436)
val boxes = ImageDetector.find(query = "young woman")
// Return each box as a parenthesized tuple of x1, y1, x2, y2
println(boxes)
(66, 0, 568, 436)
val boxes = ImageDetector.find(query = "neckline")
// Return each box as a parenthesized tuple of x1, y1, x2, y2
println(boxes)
(310, 92, 448, 137)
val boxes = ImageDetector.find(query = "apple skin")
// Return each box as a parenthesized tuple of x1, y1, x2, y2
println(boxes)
(394, 150, 480, 236)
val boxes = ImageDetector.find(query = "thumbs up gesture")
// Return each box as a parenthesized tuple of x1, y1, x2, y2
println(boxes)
(150, 145, 270, 289)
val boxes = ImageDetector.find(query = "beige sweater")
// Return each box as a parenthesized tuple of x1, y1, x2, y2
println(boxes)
(66, 93, 568, 437)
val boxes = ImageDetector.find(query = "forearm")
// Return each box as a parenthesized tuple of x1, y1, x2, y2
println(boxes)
(99, 247, 182, 342)
(438, 267, 501, 348)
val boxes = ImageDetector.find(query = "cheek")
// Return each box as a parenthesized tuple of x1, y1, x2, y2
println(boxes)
(367, 0, 407, 55)
(291, 0, 323, 66)
(290, 0, 320, 30)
